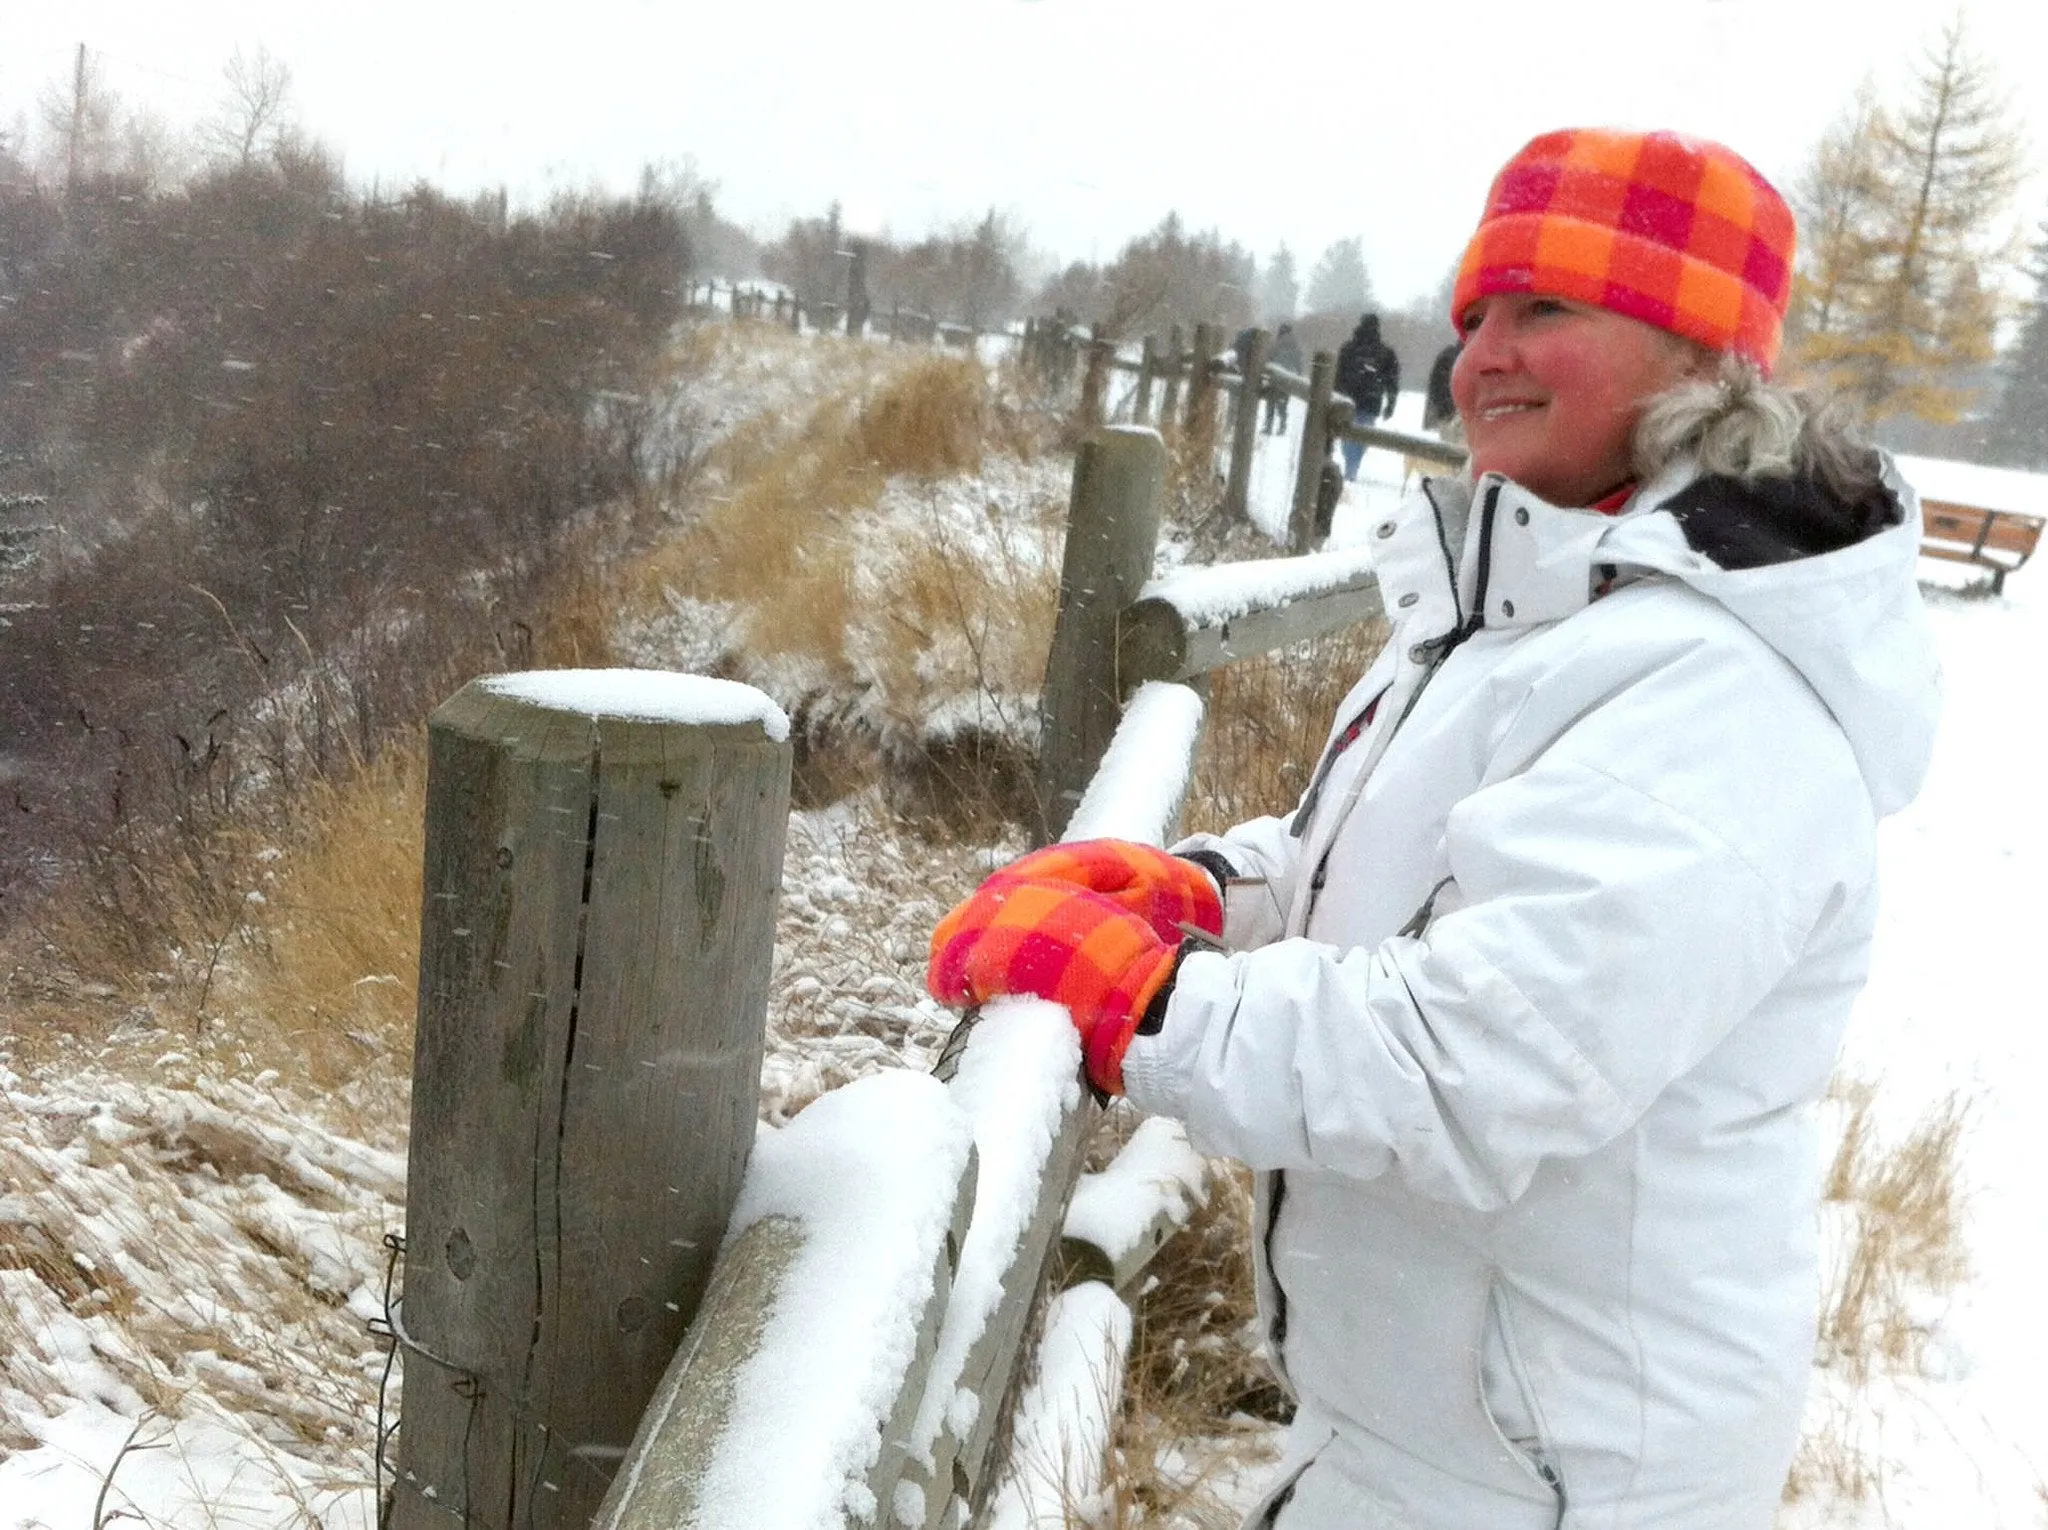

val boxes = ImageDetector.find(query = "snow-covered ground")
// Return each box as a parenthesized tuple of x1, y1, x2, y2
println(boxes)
(3, 348, 2042, 1525)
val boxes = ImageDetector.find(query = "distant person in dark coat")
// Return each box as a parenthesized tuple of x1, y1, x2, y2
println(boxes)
(1423, 340, 1460, 436)
(1265, 323, 1304, 434)
(1335, 312, 1400, 481)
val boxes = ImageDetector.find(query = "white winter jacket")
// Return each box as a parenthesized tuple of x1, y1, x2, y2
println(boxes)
(1121, 452, 1941, 1529)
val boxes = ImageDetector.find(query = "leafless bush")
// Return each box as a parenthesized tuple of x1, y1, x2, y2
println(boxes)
(0, 154, 686, 973)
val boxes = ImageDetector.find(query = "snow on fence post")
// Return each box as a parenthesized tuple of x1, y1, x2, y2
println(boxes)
(1036, 426, 1168, 844)
(1223, 327, 1272, 524)
(1289, 349, 1339, 553)
(388, 671, 792, 1530)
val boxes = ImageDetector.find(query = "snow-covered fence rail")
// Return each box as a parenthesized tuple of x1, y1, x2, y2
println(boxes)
(1039, 423, 1390, 840)
(389, 429, 1386, 1530)
(583, 679, 1209, 1530)
(386, 673, 793, 1530)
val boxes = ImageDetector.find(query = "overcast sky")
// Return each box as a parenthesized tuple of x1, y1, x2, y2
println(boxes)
(6, 0, 2045, 310)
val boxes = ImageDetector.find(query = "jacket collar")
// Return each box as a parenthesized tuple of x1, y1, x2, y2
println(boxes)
(1374, 475, 1614, 647)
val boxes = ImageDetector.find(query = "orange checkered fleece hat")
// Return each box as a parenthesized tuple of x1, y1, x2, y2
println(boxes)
(1452, 128, 1797, 373)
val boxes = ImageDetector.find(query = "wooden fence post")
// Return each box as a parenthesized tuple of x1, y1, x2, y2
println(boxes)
(1184, 322, 1221, 493)
(1077, 325, 1113, 431)
(1223, 327, 1271, 523)
(1290, 349, 1338, 553)
(1158, 325, 1185, 433)
(1037, 428, 1167, 843)
(1133, 335, 1158, 425)
(389, 674, 792, 1530)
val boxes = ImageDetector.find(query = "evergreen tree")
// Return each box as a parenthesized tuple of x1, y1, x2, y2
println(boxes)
(1786, 22, 2026, 422)
(1259, 243, 1299, 324)
(1305, 236, 1372, 315)
(1983, 220, 2048, 469)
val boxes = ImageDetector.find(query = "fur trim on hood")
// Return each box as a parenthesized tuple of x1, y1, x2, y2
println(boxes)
(1631, 354, 1885, 506)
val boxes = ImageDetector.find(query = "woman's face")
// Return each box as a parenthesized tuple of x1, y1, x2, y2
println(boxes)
(1450, 293, 1708, 506)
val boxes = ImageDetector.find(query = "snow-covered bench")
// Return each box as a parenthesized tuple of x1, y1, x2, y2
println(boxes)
(1919, 499, 2042, 594)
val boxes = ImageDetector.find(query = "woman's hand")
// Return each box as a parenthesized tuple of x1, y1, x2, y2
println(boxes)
(926, 878, 1177, 1096)
(974, 838, 1222, 943)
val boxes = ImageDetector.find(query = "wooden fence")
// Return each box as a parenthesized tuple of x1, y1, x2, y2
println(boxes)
(384, 425, 1392, 1526)
(680, 280, 1465, 557)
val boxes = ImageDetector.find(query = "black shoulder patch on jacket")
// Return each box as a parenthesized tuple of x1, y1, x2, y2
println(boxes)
(1663, 464, 1899, 571)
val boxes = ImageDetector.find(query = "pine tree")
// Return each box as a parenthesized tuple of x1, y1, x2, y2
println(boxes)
(1259, 244, 1299, 324)
(1983, 220, 2048, 469)
(1786, 22, 2026, 422)
(1305, 236, 1373, 316)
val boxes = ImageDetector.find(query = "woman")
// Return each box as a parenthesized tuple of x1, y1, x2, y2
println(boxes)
(929, 128, 1940, 1529)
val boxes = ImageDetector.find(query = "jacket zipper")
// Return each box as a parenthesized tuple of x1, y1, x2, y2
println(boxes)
(1299, 483, 1502, 891)
(1263, 486, 1505, 1381)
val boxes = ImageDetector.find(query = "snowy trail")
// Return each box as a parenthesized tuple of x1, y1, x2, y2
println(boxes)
(1793, 568, 2048, 1524)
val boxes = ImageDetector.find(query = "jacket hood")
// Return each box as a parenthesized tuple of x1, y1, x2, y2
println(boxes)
(1594, 452, 1942, 816)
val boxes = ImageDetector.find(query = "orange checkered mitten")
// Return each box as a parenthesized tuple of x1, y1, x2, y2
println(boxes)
(926, 879, 1176, 1096)
(984, 839, 1222, 943)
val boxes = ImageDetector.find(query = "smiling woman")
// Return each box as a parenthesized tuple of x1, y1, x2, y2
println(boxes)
(925, 126, 1944, 1530)
(1451, 294, 1710, 506)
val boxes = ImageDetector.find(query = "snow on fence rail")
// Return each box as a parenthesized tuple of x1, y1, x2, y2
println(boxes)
(385, 429, 1387, 1529)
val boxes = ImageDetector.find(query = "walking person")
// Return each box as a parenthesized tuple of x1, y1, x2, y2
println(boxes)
(1423, 338, 1460, 436)
(1335, 311, 1400, 480)
(1265, 322, 1304, 434)
(927, 127, 1940, 1529)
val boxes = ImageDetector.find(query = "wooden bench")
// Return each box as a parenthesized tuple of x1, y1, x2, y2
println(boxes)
(1919, 499, 2044, 594)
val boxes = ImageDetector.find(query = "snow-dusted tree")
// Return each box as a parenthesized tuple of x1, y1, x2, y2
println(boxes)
(762, 202, 850, 307)
(1786, 22, 2026, 422)
(871, 215, 1024, 329)
(207, 45, 294, 167)
(1259, 244, 1299, 324)
(1035, 213, 1254, 338)
(1304, 236, 1373, 316)
(37, 45, 118, 195)
(1982, 220, 2048, 469)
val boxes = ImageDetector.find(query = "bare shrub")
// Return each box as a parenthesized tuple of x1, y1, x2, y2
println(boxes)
(0, 156, 680, 981)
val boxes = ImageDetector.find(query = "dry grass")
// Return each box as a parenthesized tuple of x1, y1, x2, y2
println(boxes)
(1017, 1162, 1282, 1530)
(1181, 620, 1392, 836)
(229, 746, 427, 1123)
(1815, 1080, 1971, 1381)
(633, 355, 997, 665)
(626, 345, 1066, 828)
(1783, 1078, 1973, 1507)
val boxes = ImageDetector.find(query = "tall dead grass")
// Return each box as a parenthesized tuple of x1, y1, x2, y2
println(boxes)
(1783, 1078, 1973, 1506)
(640, 352, 992, 620)
(230, 747, 427, 1114)
(1181, 619, 1392, 836)
(1816, 1080, 1971, 1381)
(629, 347, 1064, 827)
